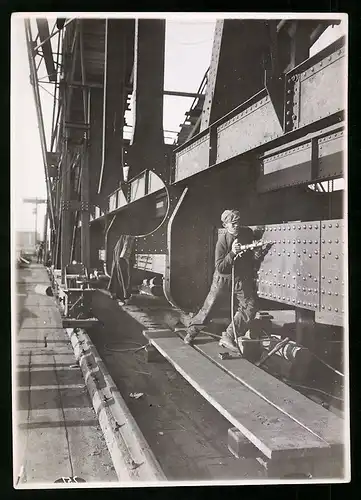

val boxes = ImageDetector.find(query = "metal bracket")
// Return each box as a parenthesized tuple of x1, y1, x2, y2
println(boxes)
(61, 200, 89, 211)
(265, 70, 286, 132)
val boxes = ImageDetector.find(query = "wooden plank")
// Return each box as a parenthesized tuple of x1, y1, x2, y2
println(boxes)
(144, 330, 329, 460)
(176, 330, 343, 450)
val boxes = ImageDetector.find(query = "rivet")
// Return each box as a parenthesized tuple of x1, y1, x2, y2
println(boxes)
(297, 300, 300, 304)
(322, 239, 325, 243)
(298, 226, 301, 230)
(309, 225, 312, 229)
(328, 306, 332, 311)
(328, 239, 332, 243)
(328, 291, 332, 295)
(303, 225, 306, 229)
(322, 276, 325, 279)
(335, 239, 339, 243)
(303, 239, 307, 244)
(322, 224, 326, 229)
(292, 299, 296, 303)
(329, 223, 332, 228)
(315, 240, 318, 244)
(293, 249, 296, 253)
(328, 279, 332, 283)
(335, 276, 339, 280)
(309, 254, 312, 258)
(322, 255, 325, 259)
(322, 305, 325, 309)
(314, 278, 318, 282)
(292, 284, 295, 288)
(314, 225, 318, 229)
(335, 308, 338, 312)
(335, 292, 339, 296)
(322, 290, 325, 294)
(287, 252, 290, 256)
(335, 255, 339, 259)
(303, 249, 307, 254)
(293, 225, 296, 229)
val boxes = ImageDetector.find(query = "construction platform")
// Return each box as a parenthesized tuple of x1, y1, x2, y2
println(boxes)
(14, 263, 117, 486)
(90, 290, 346, 480)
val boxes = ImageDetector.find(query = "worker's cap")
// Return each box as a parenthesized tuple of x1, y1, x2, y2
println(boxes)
(221, 209, 241, 224)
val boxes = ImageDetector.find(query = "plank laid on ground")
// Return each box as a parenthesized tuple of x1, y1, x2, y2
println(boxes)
(177, 330, 344, 449)
(144, 330, 330, 460)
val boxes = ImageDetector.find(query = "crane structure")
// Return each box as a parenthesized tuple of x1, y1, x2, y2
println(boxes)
(24, 16, 345, 328)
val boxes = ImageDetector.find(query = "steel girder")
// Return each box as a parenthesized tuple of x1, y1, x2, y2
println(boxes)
(173, 34, 346, 190)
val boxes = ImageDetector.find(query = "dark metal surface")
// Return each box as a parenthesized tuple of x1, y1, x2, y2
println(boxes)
(257, 220, 344, 326)
(36, 19, 56, 82)
(285, 39, 345, 133)
(319, 220, 344, 325)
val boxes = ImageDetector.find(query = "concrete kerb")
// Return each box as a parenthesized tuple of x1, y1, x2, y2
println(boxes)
(65, 327, 166, 483)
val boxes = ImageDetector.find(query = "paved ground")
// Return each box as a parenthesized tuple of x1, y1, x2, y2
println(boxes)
(90, 290, 264, 481)
(15, 263, 118, 487)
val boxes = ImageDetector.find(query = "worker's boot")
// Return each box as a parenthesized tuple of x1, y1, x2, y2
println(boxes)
(184, 325, 200, 345)
(219, 331, 238, 353)
(238, 330, 261, 362)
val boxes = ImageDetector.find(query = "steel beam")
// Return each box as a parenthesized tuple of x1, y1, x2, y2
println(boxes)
(35, 19, 56, 81)
(201, 20, 270, 132)
(97, 19, 127, 196)
(129, 19, 167, 181)
(200, 21, 223, 132)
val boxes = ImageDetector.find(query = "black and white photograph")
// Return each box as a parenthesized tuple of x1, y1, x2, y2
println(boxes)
(11, 12, 349, 488)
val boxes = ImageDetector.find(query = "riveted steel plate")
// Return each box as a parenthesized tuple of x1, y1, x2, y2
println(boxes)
(175, 134, 210, 182)
(257, 162, 312, 192)
(134, 254, 166, 274)
(318, 130, 344, 179)
(216, 97, 283, 163)
(258, 222, 321, 311)
(298, 50, 346, 128)
(319, 219, 345, 323)
(263, 142, 311, 175)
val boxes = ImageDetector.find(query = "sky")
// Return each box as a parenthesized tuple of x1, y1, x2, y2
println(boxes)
(11, 14, 346, 235)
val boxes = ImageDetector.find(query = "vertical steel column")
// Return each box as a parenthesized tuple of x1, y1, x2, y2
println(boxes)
(97, 19, 127, 197)
(60, 22, 79, 280)
(130, 19, 167, 180)
(60, 135, 72, 282)
(43, 204, 49, 264)
(80, 93, 90, 268)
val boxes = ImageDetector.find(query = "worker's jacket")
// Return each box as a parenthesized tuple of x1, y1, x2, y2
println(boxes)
(215, 226, 256, 281)
(189, 227, 258, 326)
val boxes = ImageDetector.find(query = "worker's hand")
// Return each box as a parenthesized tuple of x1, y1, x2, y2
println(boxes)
(231, 240, 244, 255)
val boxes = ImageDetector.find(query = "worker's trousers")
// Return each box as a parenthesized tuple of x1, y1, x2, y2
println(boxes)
(188, 271, 257, 337)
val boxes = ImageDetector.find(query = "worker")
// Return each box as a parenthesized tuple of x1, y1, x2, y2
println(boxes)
(36, 242, 44, 264)
(184, 209, 271, 351)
